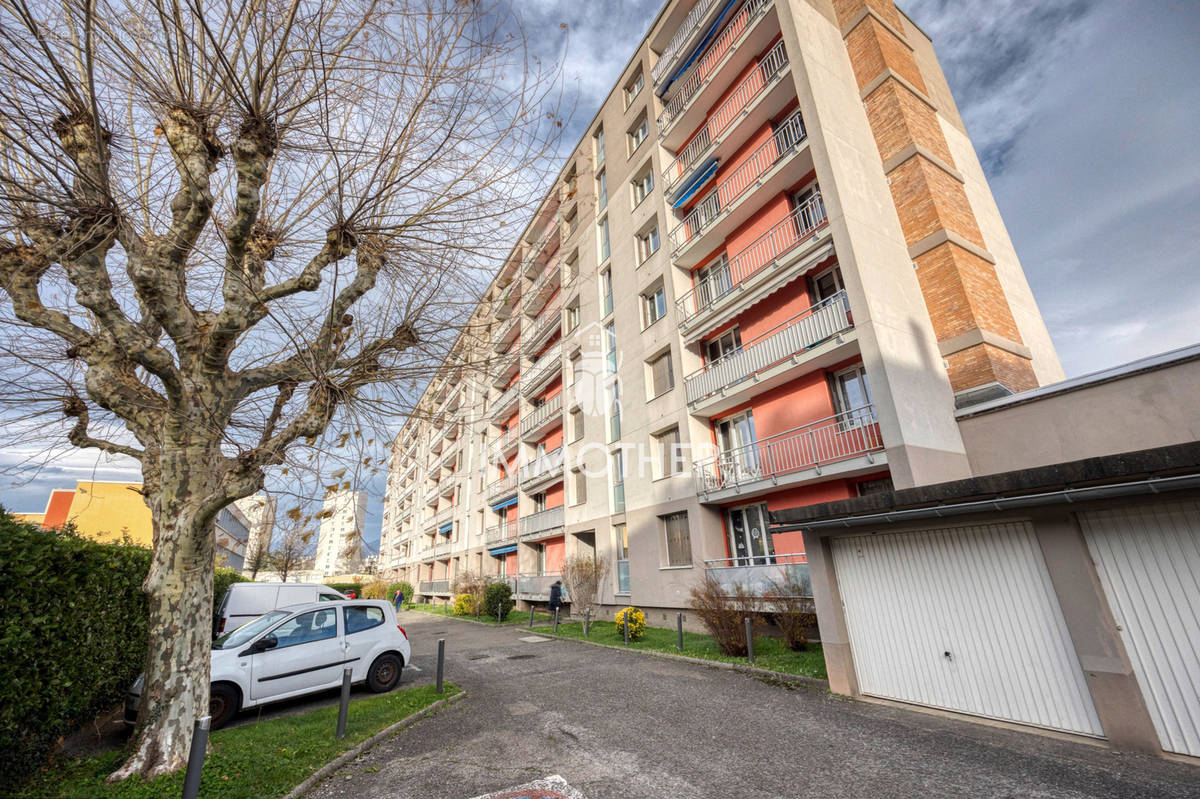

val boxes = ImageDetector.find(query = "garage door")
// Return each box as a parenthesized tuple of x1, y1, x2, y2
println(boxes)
(1079, 501, 1200, 757)
(832, 522, 1103, 736)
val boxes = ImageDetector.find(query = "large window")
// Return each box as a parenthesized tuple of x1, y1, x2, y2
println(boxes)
(624, 69, 644, 108)
(627, 114, 649, 155)
(598, 217, 611, 263)
(642, 284, 667, 327)
(594, 126, 605, 166)
(572, 469, 587, 505)
(636, 224, 660, 264)
(832, 365, 875, 425)
(648, 350, 674, 397)
(632, 168, 654, 205)
(615, 523, 630, 594)
(662, 512, 692, 567)
(612, 450, 625, 513)
(570, 409, 585, 442)
(655, 427, 683, 477)
(604, 322, 617, 374)
(596, 168, 608, 211)
(600, 268, 614, 317)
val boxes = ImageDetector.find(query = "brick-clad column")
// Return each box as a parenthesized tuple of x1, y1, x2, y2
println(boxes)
(831, 0, 1038, 396)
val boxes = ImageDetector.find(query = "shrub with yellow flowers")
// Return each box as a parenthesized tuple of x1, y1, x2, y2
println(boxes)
(453, 592, 479, 616)
(614, 606, 646, 640)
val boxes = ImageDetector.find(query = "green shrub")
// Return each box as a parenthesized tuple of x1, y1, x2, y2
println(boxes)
(213, 566, 250, 628)
(0, 509, 152, 794)
(452, 593, 478, 615)
(389, 581, 414, 603)
(326, 582, 363, 597)
(482, 581, 514, 621)
(361, 579, 390, 600)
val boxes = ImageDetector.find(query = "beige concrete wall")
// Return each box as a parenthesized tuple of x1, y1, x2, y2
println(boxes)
(958, 354, 1200, 476)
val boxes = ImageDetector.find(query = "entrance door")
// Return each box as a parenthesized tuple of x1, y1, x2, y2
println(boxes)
(715, 411, 759, 484)
(726, 503, 774, 566)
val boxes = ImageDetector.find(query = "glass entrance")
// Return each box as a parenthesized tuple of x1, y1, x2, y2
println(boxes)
(727, 504, 774, 566)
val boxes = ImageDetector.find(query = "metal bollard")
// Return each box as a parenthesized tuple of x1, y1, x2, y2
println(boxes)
(181, 716, 210, 799)
(584, 608, 591, 638)
(529, 605, 535, 628)
(677, 613, 684, 651)
(745, 617, 755, 664)
(554, 607, 560, 634)
(336, 667, 352, 739)
(436, 638, 445, 694)
(498, 605, 502, 624)
(623, 613, 630, 645)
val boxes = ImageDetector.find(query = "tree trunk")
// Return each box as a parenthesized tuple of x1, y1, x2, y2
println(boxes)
(109, 474, 218, 781)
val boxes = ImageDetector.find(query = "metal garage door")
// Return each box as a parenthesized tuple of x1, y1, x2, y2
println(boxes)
(831, 522, 1103, 735)
(1079, 501, 1200, 757)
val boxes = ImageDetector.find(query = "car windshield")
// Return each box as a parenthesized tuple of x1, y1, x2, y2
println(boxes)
(213, 609, 290, 650)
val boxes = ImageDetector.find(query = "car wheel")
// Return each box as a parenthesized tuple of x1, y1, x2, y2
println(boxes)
(366, 653, 403, 693)
(209, 684, 239, 729)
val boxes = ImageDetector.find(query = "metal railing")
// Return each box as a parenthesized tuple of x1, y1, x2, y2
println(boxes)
(487, 473, 517, 503)
(519, 445, 564, 487)
(516, 572, 569, 601)
(419, 579, 451, 595)
(676, 192, 828, 323)
(664, 39, 789, 192)
(519, 505, 565, 539)
(490, 381, 520, 420)
(520, 393, 563, 438)
(684, 291, 851, 405)
(694, 405, 882, 494)
(491, 314, 519, 351)
(485, 523, 516, 545)
(652, 0, 721, 86)
(524, 259, 561, 314)
(703, 553, 812, 598)
(531, 217, 560, 260)
(670, 112, 806, 252)
(522, 342, 563, 397)
(524, 294, 563, 353)
(659, 0, 773, 131)
(489, 427, 519, 460)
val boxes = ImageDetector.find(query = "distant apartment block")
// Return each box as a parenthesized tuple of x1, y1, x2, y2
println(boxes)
(235, 493, 278, 571)
(315, 489, 367, 577)
(379, 0, 1062, 614)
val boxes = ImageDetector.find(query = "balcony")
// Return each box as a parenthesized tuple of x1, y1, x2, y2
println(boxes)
(491, 347, 520, 389)
(489, 427, 520, 461)
(676, 193, 833, 342)
(519, 506, 565, 541)
(516, 572, 569, 602)
(492, 314, 520, 352)
(663, 38, 791, 194)
(703, 553, 811, 598)
(438, 475, 458, 498)
(693, 406, 885, 503)
(440, 440, 459, 467)
(486, 523, 517, 546)
(520, 342, 563, 399)
(528, 215, 561, 266)
(651, 0, 724, 92)
(684, 291, 855, 416)
(490, 381, 520, 423)
(523, 294, 562, 356)
(670, 113, 810, 266)
(487, 473, 518, 504)
(524, 260, 561, 317)
(519, 446, 564, 492)
(436, 508, 454, 531)
(520, 393, 563, 442)
(659, 0, 778, 148)
(419, 579, 451, 596)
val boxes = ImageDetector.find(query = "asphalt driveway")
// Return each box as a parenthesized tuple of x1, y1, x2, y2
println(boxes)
(308, 610, 1197, 799)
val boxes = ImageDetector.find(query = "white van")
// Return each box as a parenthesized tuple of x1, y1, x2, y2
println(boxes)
(215, 582, 346, 636)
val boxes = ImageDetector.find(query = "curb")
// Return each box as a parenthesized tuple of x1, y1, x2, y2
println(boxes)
(282, 690, 467, 799)
(530, 631, 830, 691)
(401, 608, 555, 630)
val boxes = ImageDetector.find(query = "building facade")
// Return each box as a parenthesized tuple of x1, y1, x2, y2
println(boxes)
(235, 493, 278, 573)
(380, 0, 1061, 617)
(315, 489, 367, 577)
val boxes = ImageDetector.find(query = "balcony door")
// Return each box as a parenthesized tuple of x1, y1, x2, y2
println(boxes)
(705, 328, 742, 366)
(715, 410, 759, 484)
(727, 503, 775, 567)
(695, 255, 733, 310)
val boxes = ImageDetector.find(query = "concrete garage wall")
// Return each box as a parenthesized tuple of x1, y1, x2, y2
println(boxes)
(957, 345, 1200, 477)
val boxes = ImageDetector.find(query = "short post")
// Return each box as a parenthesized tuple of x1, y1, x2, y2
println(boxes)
(676, 613, 684, 651)
(436, 638, 445, 694)
(623, 613, 630, 646)
(584, 608, 591, 638)
(553, 606, 560, 634)
(180, 716, 210, 799)
(498, 605, 502, 624)
(336, 667, 352, 739)
(529, 605, 535, 628)
(744, 617, 755, 665)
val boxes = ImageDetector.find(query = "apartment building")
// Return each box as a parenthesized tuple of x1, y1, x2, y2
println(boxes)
(315, 489, 367, 577)
(380, 0, 1062, 618)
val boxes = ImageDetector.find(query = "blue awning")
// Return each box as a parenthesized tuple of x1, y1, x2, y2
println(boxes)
(657, 0, 741, 97)
(489, 545, 518, 556)
(491, 496, 518, 511)
(437, 522, 453, 535)
(670, 157, 718, 208)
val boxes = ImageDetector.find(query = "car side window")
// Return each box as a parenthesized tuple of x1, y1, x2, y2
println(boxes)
(344, 605, 384, 635)
(318, 594, 341, 602)
(269, 609, 338, 649)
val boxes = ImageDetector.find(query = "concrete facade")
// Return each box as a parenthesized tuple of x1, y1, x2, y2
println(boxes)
(315, 489, 367, 577)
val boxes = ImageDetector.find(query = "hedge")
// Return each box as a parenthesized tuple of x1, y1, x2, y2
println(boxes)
(0, 509, 152, 793)
(326, 581, 364, 597)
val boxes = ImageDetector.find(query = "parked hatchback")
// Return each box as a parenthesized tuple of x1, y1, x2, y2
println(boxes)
(126, 600, 410, 728)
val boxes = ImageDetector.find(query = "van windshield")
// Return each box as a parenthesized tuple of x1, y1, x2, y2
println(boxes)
(213, 610, 289, 650)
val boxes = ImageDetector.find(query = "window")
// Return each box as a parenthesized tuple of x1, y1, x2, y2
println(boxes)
(570, 354, 583, 390)
(632, 168, 654, 205)
(655, 427, 683, 477)
(571, 409, 585, 442)
(705, 328, 742, 364)
(831, 365, 875, 425)
(648, 350, 674, 397)
(270, 609, 338, 649)
(608, 381, 621, 442)
(636, 224, 660, 264)
(594, 126, 605, 166)
(812, 266, 845, 302)
(344, 605, 384, 635)
(600, 269, 614, 317)
(565, 302, 580, 333)
(612, 450, 625, 513)
(533, 491, 547, 512)
(628, 114, 649, 155)
(624, 69, 644, 107)
(596, 169, 608, 211)
(598, 217, 610, 262)
(615, 523, 630, 593)
(642, 284, 666, 327)
(663, 512, 692, 567)
(857, 476, 894, 496)
(572, 469, 587, 505)
(604, 322, 617, 374)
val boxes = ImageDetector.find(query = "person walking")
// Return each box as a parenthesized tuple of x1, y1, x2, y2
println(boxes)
(394, 587, 405, 611)
(548, 580, 563, 617)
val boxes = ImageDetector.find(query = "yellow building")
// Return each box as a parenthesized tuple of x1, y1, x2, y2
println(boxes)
(55, 481, 153, 546)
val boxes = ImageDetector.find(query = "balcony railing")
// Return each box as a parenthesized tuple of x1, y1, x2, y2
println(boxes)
(516, 572, 569, 601)
(486, 523, 517, 545)
(684, 291, 851, 406)
(492, 314, 519, 351)
(703, 553, 811, 598)
(519, 506, 565, 540)
(490, 381, 520, 420)
(519, 445, 564, 487)
(487, 473, 517, 503)
(664, 39, 789, 192)
(670, 112, 806, 253)
(652, 0, 721, 87)
(524, 260, 561, 315)
(676, 193, 828, 324)
(489, 427, 519, 460)
(419, 579, 451, 595)
(659, 0, 773, 132)
(523, 294, 562, 354)
(520, 392, 563, 439)
(694, 406, 882, 495)
(521, 344, 563, 398)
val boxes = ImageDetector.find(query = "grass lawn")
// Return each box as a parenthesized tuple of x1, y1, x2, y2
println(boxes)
(24, 683, 459, 799)
(403, 602, 554, 626)
(550, 620, 828, 681)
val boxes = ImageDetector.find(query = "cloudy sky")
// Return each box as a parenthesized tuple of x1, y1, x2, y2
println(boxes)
(5, 0, 1198, 550)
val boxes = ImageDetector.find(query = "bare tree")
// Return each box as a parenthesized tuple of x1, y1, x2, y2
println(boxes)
(244, 542, 271, 581)
(270, 520, 313, 584)
(0, 0, 561, 779)
(562, 553, 609, 619)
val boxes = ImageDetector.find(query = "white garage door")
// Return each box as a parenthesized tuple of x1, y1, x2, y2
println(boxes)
(832, 522, 1103, 736)
(1079, 501, 1200, 757)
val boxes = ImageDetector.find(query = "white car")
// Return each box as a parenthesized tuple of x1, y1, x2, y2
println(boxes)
(125, 600, 410, 728)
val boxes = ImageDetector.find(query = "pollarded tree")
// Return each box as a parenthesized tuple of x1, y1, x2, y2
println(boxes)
(0, 0, 561, 780)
